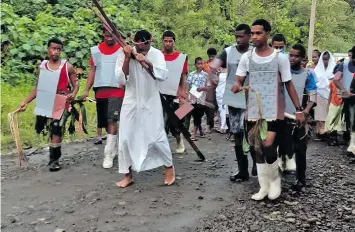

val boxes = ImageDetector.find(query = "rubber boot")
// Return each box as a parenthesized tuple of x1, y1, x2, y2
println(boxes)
(278, 154, 285, 172)
(103, 134, 117, 169)
(327, 131, 339, 146)
(285, 155, 296, 172)
(48, 147, 55, 165)
(347, 132, 355, 155)
(176, 133, 185, 153)
(251, 163, 269, 201)
(267, 159, 282, 200)
(49, 146, 62, 172)
(230, 146, 249, 182)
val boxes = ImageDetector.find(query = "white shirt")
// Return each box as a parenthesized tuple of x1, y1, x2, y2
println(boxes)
(236, 49, 292, 82)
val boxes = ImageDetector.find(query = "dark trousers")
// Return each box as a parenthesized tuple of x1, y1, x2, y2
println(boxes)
(192, 104, 205, 127)
(163, 95, 186, 137)
(247, 120, 282, 164)
(278, 120, 308, 182)
(204, 106, 215, 129)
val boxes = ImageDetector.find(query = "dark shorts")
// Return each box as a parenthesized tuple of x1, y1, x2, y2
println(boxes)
(247, 119, 282, 132)
(228, 107, 245, 134)
(50, 110, 70, 138)
(266, 120, 282, 132)
(96, 97, 123, 128)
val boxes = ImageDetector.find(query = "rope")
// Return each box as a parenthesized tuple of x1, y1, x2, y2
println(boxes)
(245, 86, 310, 152)
(243, 86, 264, 154)
(7, 109, 29, 166)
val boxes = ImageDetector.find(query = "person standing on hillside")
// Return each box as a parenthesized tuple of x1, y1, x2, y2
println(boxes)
(19, 38, 79, 172)
(115, 30, 175, 188)
(232, 19, 305, 201)
(159, 30, 189, 153)
(210, 24, 256, 182)
(83, 26, 124, 169)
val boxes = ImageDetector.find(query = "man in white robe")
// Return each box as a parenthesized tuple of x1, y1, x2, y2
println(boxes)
(115, 30, 175, 188)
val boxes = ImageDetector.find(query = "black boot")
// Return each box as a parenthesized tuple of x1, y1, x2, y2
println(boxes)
(250, 149, 257, 176)
(230, 146, 249, 182)
(327, 131, 339, 146)
(49, 146, 62, 172)
(48, 147, 55, 165)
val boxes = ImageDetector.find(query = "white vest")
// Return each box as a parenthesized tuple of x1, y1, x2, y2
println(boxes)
(222, 45, 252, 109)
(158, 53, 187, 96)
(285, 70, 308, 115)
(91, 46, 121, 88)
(34, 60, 67, 119)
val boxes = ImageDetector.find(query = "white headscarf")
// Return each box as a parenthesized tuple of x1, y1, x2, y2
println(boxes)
(314, 51, 336, 99)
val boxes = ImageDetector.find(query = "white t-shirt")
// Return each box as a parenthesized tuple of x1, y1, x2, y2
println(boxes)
(236, 49, 292, 83)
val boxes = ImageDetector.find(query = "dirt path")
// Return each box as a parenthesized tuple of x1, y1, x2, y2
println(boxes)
(1, 133, 355, 232)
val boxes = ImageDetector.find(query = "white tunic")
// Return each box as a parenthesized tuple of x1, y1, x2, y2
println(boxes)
(115, 46, 173, 174)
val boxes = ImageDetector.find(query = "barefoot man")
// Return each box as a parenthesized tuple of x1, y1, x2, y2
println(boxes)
(115, 30, 175, 188)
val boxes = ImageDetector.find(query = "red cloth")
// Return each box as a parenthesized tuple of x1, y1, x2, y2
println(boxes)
(162, 51, 188, 73)
(329, 81, 342, 106)
(89, 42, 121, 66)
(89, 42, 124, 99)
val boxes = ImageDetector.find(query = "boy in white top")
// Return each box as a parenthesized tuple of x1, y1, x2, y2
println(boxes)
(232, 19, 305, 201)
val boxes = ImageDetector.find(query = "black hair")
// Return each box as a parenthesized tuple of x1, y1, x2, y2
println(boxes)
(272, 33, 286, 44)
(333, 63, 341, 74)
(313, 49, 321, 57)
(291, 43, 306, 58)
(100, 23, 117, 33)
(47, 38, 63, 47)
(195, 57, 203, 64)
(162, 30, 176, 41)
(351, 46, 355, 58)
(323, 51, 330, 57)
(235, 24, 251, 34)
(349, 49, 352, 53)
(134, 30, 152, 42)
(252, 19, 271, 33)
(207, 48, 217, 56)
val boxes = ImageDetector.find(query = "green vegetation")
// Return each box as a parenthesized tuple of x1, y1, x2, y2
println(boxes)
(1, 0, 354, 150)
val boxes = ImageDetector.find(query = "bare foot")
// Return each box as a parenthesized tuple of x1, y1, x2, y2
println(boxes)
(164, 166, 175, 185)
(116, 175, 133, 188)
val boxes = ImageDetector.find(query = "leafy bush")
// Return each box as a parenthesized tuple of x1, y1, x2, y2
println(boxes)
(1, 0, 354, 150)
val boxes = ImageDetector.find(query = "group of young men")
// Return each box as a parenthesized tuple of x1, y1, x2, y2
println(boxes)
(19, 18, 355, 201)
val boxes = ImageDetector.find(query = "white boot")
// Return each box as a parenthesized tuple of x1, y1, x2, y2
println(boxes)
(268, 159, 282, 200)
(278, 157, 284, 171)
(176, 134, 185, 153)
(251, 163, 269, 201)
(347, 132, 355, 154)
(285, 155, 296, 172)
(103, 134, 117, 169)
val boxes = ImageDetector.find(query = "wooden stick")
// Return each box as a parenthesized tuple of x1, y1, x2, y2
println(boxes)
(89, 0, 205, 161)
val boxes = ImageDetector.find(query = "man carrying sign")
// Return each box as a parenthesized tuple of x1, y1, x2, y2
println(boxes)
(159, 30, 189, 153)
(19, 38, 79, 172)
